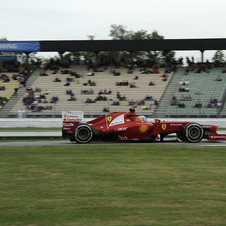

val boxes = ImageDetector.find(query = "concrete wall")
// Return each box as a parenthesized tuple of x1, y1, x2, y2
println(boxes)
(0, 118, 226, 128)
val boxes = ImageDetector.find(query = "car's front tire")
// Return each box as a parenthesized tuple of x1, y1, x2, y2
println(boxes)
(183, 122, 204, 143)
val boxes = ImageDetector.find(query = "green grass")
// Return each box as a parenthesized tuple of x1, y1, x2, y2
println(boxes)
(0, 144, 226, 225)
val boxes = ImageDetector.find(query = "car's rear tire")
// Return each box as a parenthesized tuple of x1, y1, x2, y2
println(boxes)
(73, 124, 93, 144)
(183, 123, 204, 143)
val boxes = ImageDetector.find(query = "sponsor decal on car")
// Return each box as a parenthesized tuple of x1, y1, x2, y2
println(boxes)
(170, 124, 183, 126)
(139, 124, 148, 133)
(63, 123, 74, 127)
(117, 127, 128, 131)
(63, 115, 80, 122)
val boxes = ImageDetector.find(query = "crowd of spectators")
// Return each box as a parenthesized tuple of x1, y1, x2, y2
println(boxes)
(206, 98, 222, 108)
(0, 96, 8, 107)
(170, 96, 185, 108)
(22, 87, 57, 112)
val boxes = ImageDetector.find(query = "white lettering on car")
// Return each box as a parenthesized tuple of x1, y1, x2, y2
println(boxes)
(117, 127, 128, 131)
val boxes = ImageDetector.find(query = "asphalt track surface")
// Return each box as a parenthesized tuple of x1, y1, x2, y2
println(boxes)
(0, 139, 226, 147)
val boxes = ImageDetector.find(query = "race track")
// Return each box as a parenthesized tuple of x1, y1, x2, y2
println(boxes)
(0, 139, 226, 147)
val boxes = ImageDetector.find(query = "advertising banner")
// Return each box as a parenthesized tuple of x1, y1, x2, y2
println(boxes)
(0, 41, 40, 52)
(0, 55, 17, 64)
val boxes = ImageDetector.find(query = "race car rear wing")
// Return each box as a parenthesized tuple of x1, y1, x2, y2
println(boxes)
(62, 111, 84, 125)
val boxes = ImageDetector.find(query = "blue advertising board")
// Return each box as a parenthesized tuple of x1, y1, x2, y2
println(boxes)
(0, 55, 17, 64)
(0, 41, 40, 52)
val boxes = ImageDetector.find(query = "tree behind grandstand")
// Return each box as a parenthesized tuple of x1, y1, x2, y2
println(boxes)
(109, 24, 176, 64)
(212, 50, 225, 65)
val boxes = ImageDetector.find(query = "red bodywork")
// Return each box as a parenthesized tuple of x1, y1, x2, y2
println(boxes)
(62, 109, 226, 143)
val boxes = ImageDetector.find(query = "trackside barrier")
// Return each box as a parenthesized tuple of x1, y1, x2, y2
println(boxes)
(0, 118, 226, 128)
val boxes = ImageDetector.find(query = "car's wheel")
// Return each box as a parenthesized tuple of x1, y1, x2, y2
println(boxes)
(73, 124, 93, 144)
(70, 136, 75, 142)
(177, 131, 186, 141)
(183, 123, 204, 143)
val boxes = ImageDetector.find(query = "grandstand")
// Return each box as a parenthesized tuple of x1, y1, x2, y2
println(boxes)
(1, 60, 226, 119)
(166, 66, 226, 118)
(7, 64, 173, 117)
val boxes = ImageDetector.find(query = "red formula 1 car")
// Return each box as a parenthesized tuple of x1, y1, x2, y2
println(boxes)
(62, 108, 226, 144)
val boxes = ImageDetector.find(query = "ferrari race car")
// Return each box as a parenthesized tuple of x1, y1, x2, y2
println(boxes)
(62, 108, 226, 144)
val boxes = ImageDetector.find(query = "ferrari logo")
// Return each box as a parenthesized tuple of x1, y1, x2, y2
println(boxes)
(162, 124, 166, 130)
(107, 116, 112, 122)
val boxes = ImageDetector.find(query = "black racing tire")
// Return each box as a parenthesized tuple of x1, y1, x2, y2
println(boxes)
(70, 136, 76, 142)
(177, 131, 187, 142)
(73, 123, 93, 144)
(183, 122, 204, 143)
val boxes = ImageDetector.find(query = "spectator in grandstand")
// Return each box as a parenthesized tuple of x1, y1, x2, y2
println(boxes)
(3, 76, 10, 82)
(81, 89, 94, 95)
(40, 71, 48, 76)
(14, 87, 18, 96)
(68, 96, 77, 101)
(52, 70, 58, 74)
(0, 86, 6, 90)
(134, 75, 138, 80)
(206, 98, 221, 108)
(20, 77, 26, 87)
(35, 87, 42, 92)
(95, 95, 108, 101)
(179, 87, 190, 92)
(180, 95, 192, 101)
(178, 80, 184, 86)
(213, 76, 222, 81)
(170, 96, 179, 105)
(110, 70, 120, 76)
(138, 99, 145, 106)
(149, 81, 155, 86)
(66, 77, 74, 82)
(194, 102, 202, 108)
(104, 89, 112, 94)
(64, 81, 70, 86)
(130, 82, 137, 88)
(142, 105, 147, 110)
(76, 79, 81, 84)
(185, 80, 190, 86)
(111, 100, 120, 105)
(84, 98, 95, 103)
(50, 96, 59, 103)
(103, 107, 110, 112)
(178, 102, 186, 108)
(54, 77, 61, 82)
(145, 95, 154, 101)
(87, 71, 95, 76)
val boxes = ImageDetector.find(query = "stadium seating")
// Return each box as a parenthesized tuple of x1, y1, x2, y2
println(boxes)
(10, 64, 173, 117)
(0, 72, 20, 110)
(166, 67, 226, 117)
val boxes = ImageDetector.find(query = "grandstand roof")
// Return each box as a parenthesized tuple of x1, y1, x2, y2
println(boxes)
(1, 39, 226, 53)
(40, 39, 226, 52)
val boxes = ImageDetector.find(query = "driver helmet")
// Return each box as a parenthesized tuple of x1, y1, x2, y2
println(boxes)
(138, 115, 148, 122)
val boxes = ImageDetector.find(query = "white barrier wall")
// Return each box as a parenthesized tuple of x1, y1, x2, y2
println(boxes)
(0, 118, 226, 128)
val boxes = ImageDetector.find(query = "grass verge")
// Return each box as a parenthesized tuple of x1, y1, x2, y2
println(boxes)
(0, 144, 226, 225)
